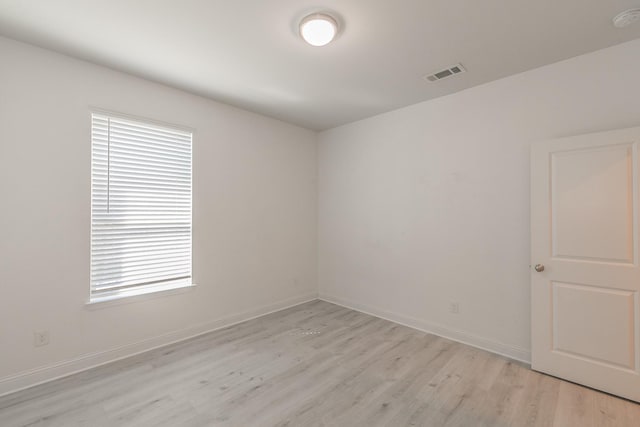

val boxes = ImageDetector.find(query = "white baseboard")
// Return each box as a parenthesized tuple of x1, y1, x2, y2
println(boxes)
(319, 293, 531, 364)
(0, 292, 318, 397)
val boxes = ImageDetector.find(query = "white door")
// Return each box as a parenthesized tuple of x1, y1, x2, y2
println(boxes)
(531, 126, 640, 402)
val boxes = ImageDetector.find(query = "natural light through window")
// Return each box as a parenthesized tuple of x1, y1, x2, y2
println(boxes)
(90, 113, 192, 303)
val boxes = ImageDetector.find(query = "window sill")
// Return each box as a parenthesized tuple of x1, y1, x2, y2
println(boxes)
(85, 282, 197, 310)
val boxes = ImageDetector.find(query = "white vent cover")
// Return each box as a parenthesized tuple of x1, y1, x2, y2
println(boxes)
(423, 63, 466, 82)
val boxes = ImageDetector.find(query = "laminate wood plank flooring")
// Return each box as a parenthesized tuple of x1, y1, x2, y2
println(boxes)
(1, 300, 639, 426)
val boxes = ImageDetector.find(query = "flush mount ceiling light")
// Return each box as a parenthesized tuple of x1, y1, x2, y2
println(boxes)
(613, 8, 640, 28)
(299, 13, 338, 47)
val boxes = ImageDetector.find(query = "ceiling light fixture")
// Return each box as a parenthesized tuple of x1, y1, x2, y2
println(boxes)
(299, 13, 338, 47)
(613, 9, 640, 28)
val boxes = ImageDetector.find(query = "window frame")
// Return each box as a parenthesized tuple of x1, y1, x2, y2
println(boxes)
(88, 109, 194, 304)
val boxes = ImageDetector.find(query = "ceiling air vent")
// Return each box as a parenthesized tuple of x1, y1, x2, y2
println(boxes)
(423, 63, 466, 82)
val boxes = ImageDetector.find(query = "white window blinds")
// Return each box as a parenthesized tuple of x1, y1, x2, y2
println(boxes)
(90, 113, 192, 302)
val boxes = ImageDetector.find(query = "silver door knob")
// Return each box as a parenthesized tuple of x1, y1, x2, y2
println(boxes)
(534, 264, 545, 272)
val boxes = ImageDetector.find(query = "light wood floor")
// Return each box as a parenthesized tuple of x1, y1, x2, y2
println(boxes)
(1, 300, 639, 426)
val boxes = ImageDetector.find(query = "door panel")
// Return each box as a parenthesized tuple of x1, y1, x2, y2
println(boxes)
(531, 127, 640, 402)
(552, 281, 636, 369)
(551, 145, 634, 263)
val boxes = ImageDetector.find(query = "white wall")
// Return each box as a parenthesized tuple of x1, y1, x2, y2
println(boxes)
(0, 36, 317, 393)
(318, 38, 640, 362)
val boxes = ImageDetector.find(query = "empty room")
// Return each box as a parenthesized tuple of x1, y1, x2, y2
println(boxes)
(2, 1, 640, 426)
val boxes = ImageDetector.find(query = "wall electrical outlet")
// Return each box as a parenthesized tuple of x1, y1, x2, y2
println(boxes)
(448, 302, 460, 314)
(33, 331, 50, 347)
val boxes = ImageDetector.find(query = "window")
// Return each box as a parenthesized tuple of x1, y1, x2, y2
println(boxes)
(90, 113, 192, 303)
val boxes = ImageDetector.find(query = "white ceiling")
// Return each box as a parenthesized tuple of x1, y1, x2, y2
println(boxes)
(1, 1, 640, 131)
